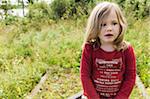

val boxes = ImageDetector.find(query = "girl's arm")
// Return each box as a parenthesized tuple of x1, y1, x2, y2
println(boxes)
(115, 45, 136, 99)
(80, 43, 100, 99)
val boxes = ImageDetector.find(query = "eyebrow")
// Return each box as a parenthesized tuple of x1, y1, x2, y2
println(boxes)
(102, 20, 118, 24)
(112, 20, 118, 22)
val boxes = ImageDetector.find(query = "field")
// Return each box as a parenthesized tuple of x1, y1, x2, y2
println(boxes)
(0, 17, 149, 98)
(0, 0, 150, 98)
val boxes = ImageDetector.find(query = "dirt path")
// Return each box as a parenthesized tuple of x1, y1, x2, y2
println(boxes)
(25, 70, 49, 99)
(136, 75, 149, 99)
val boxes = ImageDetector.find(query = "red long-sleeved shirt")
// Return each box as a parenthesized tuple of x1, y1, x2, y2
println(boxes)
(80, 43, 136, 99)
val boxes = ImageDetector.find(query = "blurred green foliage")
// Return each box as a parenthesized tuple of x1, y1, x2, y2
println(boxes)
(49, 0, 150, 19)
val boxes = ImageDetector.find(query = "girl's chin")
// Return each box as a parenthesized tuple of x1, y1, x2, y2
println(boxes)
(101, 41, 114, 44)
(101, 39, 115, 43)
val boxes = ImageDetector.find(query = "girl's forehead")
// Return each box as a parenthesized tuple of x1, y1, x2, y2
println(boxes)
(101, 8, 118, 22)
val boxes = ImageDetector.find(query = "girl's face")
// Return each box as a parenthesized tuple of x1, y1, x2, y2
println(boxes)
(98, 8, 120, 45)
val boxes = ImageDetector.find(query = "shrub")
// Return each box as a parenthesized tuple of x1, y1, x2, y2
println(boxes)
(50, 0, 92, 19)
(115, 0, 150, 19)
(27, 2, 51, 21)
(50, 0, 70, 19)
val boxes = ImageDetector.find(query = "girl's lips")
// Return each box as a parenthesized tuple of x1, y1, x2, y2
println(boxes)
(105, 34, 113, 36)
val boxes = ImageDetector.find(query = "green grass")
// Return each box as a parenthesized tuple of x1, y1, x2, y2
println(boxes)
(0, 16, 149, 98)
(0, 18, 85, 98)
(0, 21, 51, 98)
(33, 66, 81, 98)
(33, 18, 149, 98)
(130, 86, 144, 99)
(125, 18, 150, 88)
(147, 87, 150, 96)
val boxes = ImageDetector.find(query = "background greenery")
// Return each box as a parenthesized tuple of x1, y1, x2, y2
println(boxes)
(0, 0, 149, 98)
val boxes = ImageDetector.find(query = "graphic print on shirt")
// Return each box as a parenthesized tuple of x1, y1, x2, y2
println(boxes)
(94, 58, 123, 97)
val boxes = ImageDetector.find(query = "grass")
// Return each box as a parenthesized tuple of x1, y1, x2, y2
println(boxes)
(33, 18, 149, 98)
(0, 16, 149, 98)
(33, 66, 81, 98)
(147, 87, 150, 96)
(0, 18, 85, 98)
(130, 86, 144, 99)
(0, 20, 51, 98)
(125, 18, 150, 88)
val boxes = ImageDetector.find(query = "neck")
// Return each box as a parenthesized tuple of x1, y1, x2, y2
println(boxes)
(100, 43, 115, 52)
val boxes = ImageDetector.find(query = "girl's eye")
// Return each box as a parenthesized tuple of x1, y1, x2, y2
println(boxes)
(113, 22, 118, 25)
(101, 23, 106, 27)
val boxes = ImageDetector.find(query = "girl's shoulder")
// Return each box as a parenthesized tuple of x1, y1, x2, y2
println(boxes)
(82, 42, 93, 50)
(117, 41, 131, 51)
(83, 41, 99, 50)
(123, 43, 135, 55)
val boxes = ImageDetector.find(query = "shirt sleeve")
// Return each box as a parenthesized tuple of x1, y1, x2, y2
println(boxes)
(80, 43, 100, 99)
(115, 45, 136, 99)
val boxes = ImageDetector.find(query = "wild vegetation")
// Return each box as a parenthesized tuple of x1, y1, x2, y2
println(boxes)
(0, 0, 149, 98)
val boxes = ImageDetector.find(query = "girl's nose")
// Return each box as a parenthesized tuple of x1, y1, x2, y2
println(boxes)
(106, 25, 112, 31)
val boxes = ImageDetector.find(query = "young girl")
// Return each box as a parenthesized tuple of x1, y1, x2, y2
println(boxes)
(80, 2, 136, 99)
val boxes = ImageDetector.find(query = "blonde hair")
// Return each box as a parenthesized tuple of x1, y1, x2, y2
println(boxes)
(84, 2, 129, 51)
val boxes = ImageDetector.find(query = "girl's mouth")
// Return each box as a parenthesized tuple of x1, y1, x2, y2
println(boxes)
(105, 34, 113, 36)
